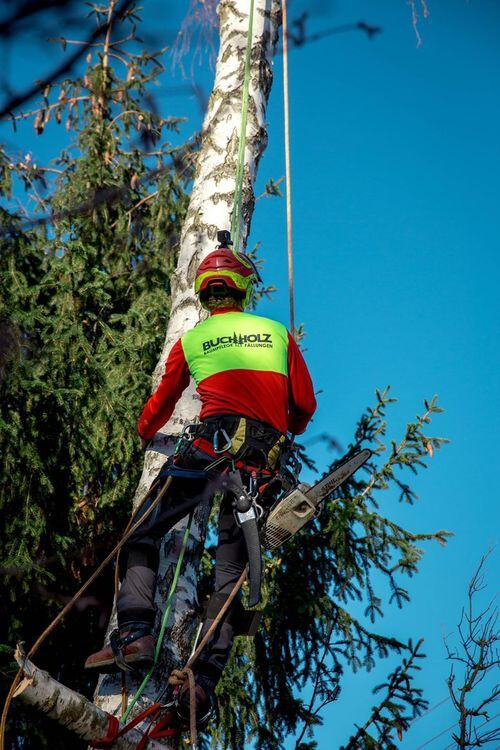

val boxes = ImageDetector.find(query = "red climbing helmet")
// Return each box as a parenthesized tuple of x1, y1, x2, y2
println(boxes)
(194, 231, 261, 307)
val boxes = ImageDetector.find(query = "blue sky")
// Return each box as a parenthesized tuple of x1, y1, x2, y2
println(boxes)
(3, 0, 499, 747)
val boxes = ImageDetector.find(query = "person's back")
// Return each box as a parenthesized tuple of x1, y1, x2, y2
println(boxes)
(85, 235, 317, 732)
(138, 252, 315, 443)
(181, 309, 289, 431)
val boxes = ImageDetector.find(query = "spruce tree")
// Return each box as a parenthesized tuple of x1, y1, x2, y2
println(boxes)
(0, 4, 191, 747)
(0, 4, 451, 750)
(211, 389, 449, 749)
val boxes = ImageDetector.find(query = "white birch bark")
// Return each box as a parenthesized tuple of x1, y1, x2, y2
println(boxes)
(93, 0, 281, 744)
(13, 649, 165, 750)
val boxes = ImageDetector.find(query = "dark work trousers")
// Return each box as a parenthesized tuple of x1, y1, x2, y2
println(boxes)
(116, 447, 248, 685)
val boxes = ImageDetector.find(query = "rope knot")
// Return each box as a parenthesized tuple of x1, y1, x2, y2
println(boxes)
(168, 667, 190, 689)
(168, 666, 197, 744)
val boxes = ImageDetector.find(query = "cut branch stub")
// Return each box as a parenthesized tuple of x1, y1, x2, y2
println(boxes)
(13, 646, 166, 750)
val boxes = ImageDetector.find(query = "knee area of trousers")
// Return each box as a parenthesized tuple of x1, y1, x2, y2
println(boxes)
(204, 592, 243, 626)
(121, 543, 159, 573)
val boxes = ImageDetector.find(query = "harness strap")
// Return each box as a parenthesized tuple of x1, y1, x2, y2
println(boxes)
(188, 416, 287, 471)
(90, 703, 162, 748)
(110, 626, 151, 673)
(158, 465, 209, 481)
(90, 715, 120, 748)
(193, 436, 275, 476)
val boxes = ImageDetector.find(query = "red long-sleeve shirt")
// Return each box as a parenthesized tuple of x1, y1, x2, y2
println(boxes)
(138, 309, 316, 440)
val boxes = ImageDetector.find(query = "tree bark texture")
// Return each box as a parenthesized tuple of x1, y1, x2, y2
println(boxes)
(93, 0, 281, 743)
(13, 649, 165, 750)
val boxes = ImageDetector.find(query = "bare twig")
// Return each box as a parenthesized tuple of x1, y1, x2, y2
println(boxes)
(1, 96, 89, 123)
(444, 550, 499, 749)
(0, 136, 198, 236)
(276, 14, 382, 54)
(0, 0, 135, 120)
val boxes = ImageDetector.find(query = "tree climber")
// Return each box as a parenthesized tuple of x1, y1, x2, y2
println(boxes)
(84, 232, 317, 725)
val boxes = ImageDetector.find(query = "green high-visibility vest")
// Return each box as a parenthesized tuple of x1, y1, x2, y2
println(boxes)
(181, 312, 288, 385)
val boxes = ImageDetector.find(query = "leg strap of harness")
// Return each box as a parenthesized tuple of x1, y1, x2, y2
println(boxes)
(109, 625, 151, 672)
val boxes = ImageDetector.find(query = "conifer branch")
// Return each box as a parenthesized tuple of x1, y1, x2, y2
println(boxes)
(97, 0, 117, 117)
(358, 394, 447, 506)
(293, 614, 341, 749)
(341, 639, 428, 749)
(1, 97, 89, 123)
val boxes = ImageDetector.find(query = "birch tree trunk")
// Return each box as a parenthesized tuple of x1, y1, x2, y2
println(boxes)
(93, 0, 280, 741)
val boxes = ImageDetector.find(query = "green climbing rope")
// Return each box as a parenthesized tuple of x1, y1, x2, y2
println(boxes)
(231, 0, 255, 257)
(120, 512, 193, 723)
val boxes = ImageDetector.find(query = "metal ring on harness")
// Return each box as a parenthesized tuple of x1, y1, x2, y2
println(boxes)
(183, 422, 201, 442)
(174, 421, 202, 455)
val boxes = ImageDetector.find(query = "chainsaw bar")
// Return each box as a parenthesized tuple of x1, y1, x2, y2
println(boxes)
(305, 448, 372, 506)
(261, 448, 372, 549)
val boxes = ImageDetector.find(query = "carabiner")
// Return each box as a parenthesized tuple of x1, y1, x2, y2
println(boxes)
(213, 428, 232, 454)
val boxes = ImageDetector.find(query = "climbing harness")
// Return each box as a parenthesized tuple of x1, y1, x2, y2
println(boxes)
(194, 415, 288, 471)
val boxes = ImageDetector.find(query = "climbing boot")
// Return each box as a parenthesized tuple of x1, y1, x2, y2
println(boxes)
(84, 625, 154, 673)
(175, 673, 218, 729)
